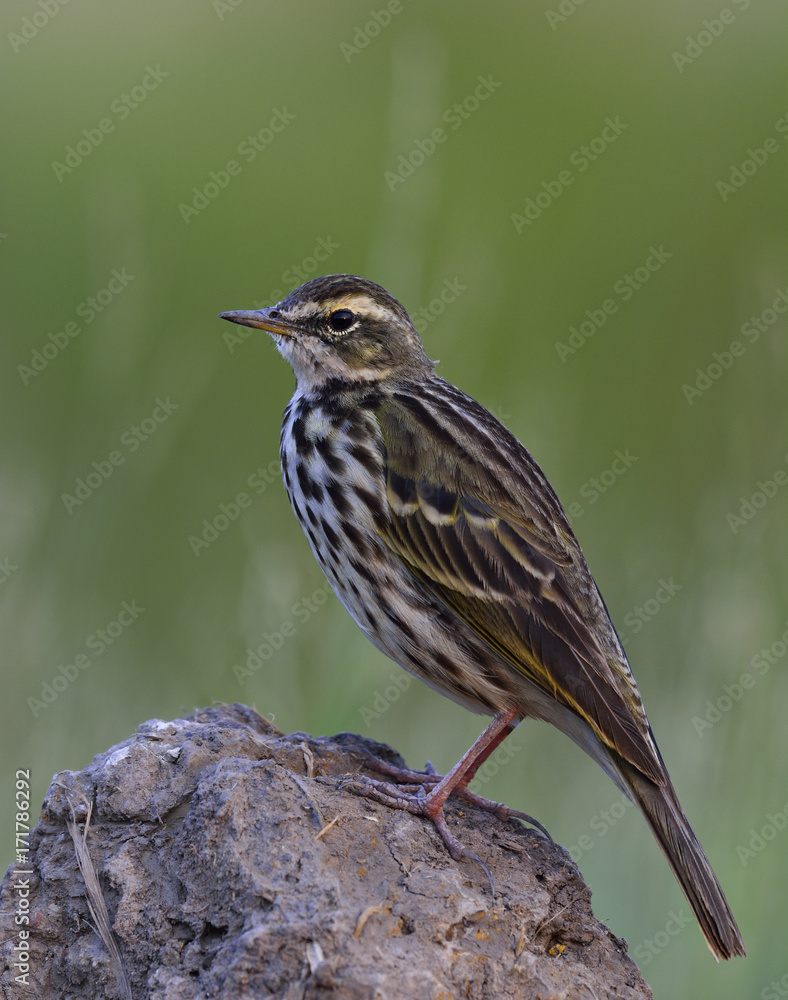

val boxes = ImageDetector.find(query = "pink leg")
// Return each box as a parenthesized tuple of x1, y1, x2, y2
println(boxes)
(421, 707, 518, 814)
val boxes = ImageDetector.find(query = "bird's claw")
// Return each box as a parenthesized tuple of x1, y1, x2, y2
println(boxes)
(358, 751, 553, 842)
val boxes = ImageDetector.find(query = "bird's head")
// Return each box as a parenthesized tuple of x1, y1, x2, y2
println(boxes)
(220, 274, 434, 390)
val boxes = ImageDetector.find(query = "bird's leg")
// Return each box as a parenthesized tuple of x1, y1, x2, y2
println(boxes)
(358, 708, 517, 791)
(361, 725, 509, 787)
(350, 707, 550, 871)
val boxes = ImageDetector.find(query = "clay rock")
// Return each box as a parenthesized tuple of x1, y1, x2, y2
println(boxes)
(0, 703, 651, 999)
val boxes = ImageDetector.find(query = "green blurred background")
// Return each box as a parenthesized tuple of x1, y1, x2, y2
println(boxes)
(2, 1, 786, 995)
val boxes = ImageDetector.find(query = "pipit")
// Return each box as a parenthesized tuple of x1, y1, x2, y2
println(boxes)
(220, 274, 745, 960)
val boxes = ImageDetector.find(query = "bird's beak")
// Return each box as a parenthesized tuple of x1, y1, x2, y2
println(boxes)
(218, 308, 299, 338)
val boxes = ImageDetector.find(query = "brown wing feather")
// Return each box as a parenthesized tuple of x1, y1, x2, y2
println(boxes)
(377, 387, 665, 784)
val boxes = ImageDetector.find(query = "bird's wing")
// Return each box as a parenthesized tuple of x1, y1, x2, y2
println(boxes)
(375, 384, 665, 784)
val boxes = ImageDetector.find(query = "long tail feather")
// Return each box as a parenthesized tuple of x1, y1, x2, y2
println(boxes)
(618, 758, 746, 961)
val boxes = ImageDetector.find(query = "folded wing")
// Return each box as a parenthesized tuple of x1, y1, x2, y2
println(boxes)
(376, 387, 665, 784)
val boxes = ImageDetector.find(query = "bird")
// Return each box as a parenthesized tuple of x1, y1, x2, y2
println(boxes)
(219, 274, 745, 961)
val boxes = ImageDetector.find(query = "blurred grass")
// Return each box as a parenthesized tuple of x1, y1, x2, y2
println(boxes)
(1, 1, 786, 996)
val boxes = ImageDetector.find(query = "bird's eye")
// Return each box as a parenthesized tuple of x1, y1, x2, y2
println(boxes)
(328, 309, 355, 333)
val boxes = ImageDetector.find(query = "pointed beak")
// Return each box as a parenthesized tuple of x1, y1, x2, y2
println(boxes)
(218, 308, 299, 338)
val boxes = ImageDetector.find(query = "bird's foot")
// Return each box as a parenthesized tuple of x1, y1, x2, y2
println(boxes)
(346, 770, 495, 891)
(358, 752, 553, 842)
(344, 711, 549, 892)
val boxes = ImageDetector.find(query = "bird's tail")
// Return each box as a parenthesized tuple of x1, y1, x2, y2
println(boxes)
(616, 757, 746, 961)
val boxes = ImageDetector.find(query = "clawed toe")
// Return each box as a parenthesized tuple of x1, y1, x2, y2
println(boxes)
(359, 752, 441, 787)
(346, 773, 429, 814)
(351, 750, 552, 853)
(456, 787, 553, 843)
(504, 805, 553, 843)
